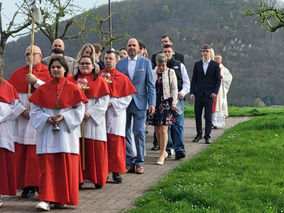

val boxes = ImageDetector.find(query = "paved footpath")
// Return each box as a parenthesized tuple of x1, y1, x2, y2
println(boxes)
(1, 117, 249, 213)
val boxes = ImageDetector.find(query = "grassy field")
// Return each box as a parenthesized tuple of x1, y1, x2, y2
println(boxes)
(130, 108, 284, 212)
(184, 104, 284, 118)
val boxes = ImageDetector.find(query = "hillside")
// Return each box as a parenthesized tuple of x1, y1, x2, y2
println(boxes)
(4, 0, 284, 106)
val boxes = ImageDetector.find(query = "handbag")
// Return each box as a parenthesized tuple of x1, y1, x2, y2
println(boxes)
(168, 69, 182, 116)
(173, 100, 182, 116)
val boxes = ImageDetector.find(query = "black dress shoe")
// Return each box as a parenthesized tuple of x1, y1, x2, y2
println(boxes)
(95, 184, 102, 189)
(192, 135, 202, 142)
(205, 138, 211, 144)
(112, 173, 123, 184)
(175, 151, 185, 160)
(21, 187, 36, 198)
(151, 145, 160, 151)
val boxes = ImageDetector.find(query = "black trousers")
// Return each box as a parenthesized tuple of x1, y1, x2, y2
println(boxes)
(194, 95, 213, 139)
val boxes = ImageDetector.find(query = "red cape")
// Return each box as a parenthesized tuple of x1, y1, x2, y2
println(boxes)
(0, 78, 19, 103)
(98, 68, 136, 97)
(29, 77, 88, 109)
(69, 74, 110, 99)
(8, 63, 51, 93)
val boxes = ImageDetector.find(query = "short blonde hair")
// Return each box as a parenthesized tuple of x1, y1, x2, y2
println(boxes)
(155, 53, 167, 65)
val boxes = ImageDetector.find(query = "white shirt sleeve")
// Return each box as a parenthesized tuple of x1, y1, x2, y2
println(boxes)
(109, 95, 132, 116)
(34, 79, 45, 88)
(180, 63, 190, 96)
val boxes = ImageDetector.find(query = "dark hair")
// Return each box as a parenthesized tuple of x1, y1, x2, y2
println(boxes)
(120, 48, 127, 51)
(138, 40, 146, 50)
(106, 50, 116, 55)
(202, 44, 212, 50)
(163, 44, 173, 49)
(51, 48, 64, 55)
(49, 56, 69, 77)
(74, 56, 98, 80)
(161, 35, 172, 42)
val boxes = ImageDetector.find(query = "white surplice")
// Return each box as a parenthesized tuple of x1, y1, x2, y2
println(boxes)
(106, 95, 132, 137)
(29, 102, 85, 154)
(212, 64, 233, 127)
(0, 99, 25, 152)
(83, 95, 109, 141)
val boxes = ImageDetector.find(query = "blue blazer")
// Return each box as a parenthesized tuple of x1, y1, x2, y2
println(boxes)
(190, 60, 221, 98)
(116, 56, 156, 110)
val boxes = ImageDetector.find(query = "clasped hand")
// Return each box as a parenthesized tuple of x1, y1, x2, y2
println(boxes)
(48, 115, 64, 124)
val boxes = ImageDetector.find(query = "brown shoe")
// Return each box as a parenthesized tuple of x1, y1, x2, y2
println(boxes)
(135, 165, 144, 174)
(126, 165, 135, 173)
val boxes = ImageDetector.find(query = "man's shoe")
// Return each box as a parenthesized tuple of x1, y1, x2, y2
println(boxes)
(212, 125, 218, 129)
(112, 173, 123, 183)
(21, 187, 36, 198)
(54, 203, 67, 209)
(126, 165, 135, 173)
(151, 145, 159, 151)
(205, 138, 211, 144)
(175, 151, 185, 160)
(95, 184, 102, 189)
(135, 165, 144, 174)
(192, 135, 202, 142)
(36, 201, 50, 211)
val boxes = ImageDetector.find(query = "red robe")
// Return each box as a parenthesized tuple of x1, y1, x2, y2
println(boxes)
(98, 68, 136, 173)
(8, 62, 51, 189)
(70, 74, 111, 186)
(29, 77, 88, 205)
(0, 79, 19, 196)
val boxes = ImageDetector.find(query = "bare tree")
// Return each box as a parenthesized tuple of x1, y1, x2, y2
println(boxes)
(246, 0, 284, 32)
(21, 0, 90, 44)
(91, 13, 128, 50)
(0, 2, 32, 77)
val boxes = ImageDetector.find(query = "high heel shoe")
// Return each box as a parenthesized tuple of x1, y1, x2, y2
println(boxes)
(157, 152, 168, 165)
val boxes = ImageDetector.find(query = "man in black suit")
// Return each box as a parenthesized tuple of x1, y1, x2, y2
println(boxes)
(151, 36, 184, 68)
(190, 44, 221, 144)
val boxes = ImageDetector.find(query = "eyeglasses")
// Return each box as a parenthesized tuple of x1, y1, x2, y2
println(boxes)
(79, 62, 92, 66)
(202, 50, 209, 53)
(24, 53, 40, 57)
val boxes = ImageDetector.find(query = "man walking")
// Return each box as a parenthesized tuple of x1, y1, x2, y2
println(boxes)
(116, 38, 156, 174)
(162, 44, 190, 160)
(190, 44, 221, 144)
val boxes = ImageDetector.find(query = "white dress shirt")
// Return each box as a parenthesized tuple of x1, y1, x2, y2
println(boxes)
(127, 56, 138, 80)
(202, 59, 211, 75)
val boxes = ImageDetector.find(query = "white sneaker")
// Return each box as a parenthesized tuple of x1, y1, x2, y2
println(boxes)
(36, 201, 50, 211)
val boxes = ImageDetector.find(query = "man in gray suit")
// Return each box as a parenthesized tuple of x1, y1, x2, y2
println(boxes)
(116, 38, 156, 174)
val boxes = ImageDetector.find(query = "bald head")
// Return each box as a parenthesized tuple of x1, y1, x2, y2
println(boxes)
(52, 39, 65, 51)
(126, 38, 139, 59)
(25, 45, 42, 67)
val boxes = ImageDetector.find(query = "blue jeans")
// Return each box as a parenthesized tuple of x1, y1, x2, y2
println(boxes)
(125, 101, 146, 166)
(167, 100, 185, 152)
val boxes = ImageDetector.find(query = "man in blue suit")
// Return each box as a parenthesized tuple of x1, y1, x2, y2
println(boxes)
(190, 44, 221, 144)
(116, 38, 156, 174)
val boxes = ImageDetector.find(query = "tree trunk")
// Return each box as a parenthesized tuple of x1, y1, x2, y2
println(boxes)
(0, 36, 7, 78)
(0, 47, 5, 78)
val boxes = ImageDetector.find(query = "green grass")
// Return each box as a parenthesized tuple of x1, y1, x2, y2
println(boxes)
(184, 104, 284, 118)
(129, 113, 284, 213)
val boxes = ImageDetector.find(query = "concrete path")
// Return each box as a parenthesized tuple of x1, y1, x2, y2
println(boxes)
(1, 117, 249, 212)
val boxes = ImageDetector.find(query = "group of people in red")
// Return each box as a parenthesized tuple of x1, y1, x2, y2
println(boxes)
(0, 39, 136, 211)
(0, 36, 232, 211)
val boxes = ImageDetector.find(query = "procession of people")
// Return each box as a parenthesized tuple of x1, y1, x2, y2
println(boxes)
(0, 37, 232, 210)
